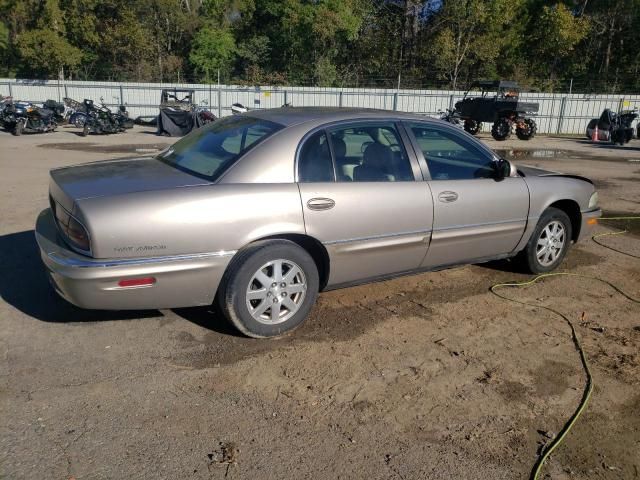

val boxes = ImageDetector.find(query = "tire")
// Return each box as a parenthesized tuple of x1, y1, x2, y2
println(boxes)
(516, 118, 537, 140)
(491, 118, 512, 141)
(464, 119, 481, 135)
(81, 123, 89, 137)
(518, 207, 572, 274)
(13, 120, 24, 136)
(217, 240, 320, 338)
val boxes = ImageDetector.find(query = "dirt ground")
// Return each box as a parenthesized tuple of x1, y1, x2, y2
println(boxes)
(1, 125, 639, 480)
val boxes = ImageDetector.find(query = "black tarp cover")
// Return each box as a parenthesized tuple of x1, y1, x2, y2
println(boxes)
(156, 108, 204, 136)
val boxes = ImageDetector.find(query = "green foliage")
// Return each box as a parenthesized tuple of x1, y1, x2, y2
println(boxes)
(17, 28, 83, 76)
(0, 0, 637, 91)
(190, 26, 236, 79)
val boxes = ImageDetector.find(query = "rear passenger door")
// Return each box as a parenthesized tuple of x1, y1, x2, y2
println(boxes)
(297, 121, 434, 287)
(405, 122, 529, 268)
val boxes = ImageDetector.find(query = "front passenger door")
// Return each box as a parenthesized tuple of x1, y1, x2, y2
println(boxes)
(406, 123, 529, 268)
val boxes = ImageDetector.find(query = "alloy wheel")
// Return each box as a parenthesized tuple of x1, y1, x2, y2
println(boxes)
(536, 220, 566, 267)
(245, 259, 307, 325)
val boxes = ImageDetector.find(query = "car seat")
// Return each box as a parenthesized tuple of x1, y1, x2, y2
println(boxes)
(353, 143, 394, 182)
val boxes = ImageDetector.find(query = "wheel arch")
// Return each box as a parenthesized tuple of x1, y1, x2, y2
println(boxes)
(547, 199, 581, 242)
(232, 233, 331, 291)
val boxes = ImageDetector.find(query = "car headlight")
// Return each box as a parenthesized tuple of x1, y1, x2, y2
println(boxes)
(588, 191, 599, 209)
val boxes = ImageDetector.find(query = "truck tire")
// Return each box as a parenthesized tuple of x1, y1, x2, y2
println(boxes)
(516, 118, 537, 140)
(464, 119, 481, 135)
(491, 118, 512, 141)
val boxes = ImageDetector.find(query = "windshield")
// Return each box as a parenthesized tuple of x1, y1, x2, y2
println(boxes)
(157, 116, 282, 179)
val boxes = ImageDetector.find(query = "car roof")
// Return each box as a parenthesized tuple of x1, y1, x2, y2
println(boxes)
(244, 107, 436, 128)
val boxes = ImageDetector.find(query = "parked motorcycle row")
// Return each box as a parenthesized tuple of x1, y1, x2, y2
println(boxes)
(0, 95, 135, 136)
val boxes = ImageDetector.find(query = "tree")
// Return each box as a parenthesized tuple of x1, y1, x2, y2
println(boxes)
(17, 28, 83, 77)
(529, 3, 589, 87)
(189, 26, 236, 79)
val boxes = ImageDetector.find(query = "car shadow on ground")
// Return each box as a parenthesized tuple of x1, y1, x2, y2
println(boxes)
(172, 306, 243, 337)
(0, 230, 162, 323)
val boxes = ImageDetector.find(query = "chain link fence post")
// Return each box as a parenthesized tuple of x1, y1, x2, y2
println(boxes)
(393, 92, 398, 111)
(556, 95, 567, 135)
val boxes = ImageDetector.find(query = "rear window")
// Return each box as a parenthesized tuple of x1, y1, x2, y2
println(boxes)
(157, 116, 282, 179)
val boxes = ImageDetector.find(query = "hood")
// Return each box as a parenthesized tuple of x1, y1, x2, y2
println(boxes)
(50, 157, 212, 204)
(517, 164, 594, 185)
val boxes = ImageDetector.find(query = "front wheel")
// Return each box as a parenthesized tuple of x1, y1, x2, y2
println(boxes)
(518, 207, 572, 274)
(218, 240, 319, 338)
(464, 119, 481, 135)
(13, 119, 24, 136)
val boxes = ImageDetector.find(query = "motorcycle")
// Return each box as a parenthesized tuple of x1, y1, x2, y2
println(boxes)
(587, 107, 638, 145)
(80, 97, 132, 136)
(65, 97, 91, 127)
(42, 99, 68, 124)
(194, 99, 216, 125)
(0, 98, 57, 135)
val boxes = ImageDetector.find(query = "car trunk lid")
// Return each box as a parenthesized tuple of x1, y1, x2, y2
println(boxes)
(49, 156, 212, 211)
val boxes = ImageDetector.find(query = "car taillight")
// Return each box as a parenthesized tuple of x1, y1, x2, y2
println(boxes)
(66, 216, 90, 252)
(50, 198, 91, 253)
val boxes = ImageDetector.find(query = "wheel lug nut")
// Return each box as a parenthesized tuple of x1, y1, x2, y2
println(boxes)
(281, 292, 287, 297)
(271, 282, 277, 287)
(267, 292, 271, 297)
(272, 298, 278, 303)
(281, 282, 286, 288)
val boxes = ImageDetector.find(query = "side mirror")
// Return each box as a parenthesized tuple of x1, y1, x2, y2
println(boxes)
(494, 158, 512, 179)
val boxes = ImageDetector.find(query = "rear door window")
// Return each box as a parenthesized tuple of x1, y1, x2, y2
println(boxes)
(298, 131, 335, 182)
(328, 123, 414, 182)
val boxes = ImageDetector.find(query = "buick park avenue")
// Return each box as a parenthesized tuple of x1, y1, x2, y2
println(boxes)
(36, 108, 601, 337)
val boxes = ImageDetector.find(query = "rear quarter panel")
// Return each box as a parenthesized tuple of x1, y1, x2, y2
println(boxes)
(76, 184, 305, 259)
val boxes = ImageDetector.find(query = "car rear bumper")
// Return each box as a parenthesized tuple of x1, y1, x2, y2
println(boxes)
(577, 208, 602, 242)
(35, 208, 235, 310)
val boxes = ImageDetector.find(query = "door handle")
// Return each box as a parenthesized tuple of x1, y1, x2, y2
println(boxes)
(307, 197, 335, 211)
(438, 191, 458, 203)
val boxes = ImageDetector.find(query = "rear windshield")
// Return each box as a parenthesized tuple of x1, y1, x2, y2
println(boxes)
(157, 116, 282, 179)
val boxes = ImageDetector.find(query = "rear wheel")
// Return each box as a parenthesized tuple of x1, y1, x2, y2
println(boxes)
(518, 207, 572, 274)
(491, 118, 512, 141)
(464, 119, 481, 135)
(516, 118, 537, 140)
(218, 240, 319, 338)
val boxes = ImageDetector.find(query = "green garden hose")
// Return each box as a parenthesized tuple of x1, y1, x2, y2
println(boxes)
(490, 216, 639, 480)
